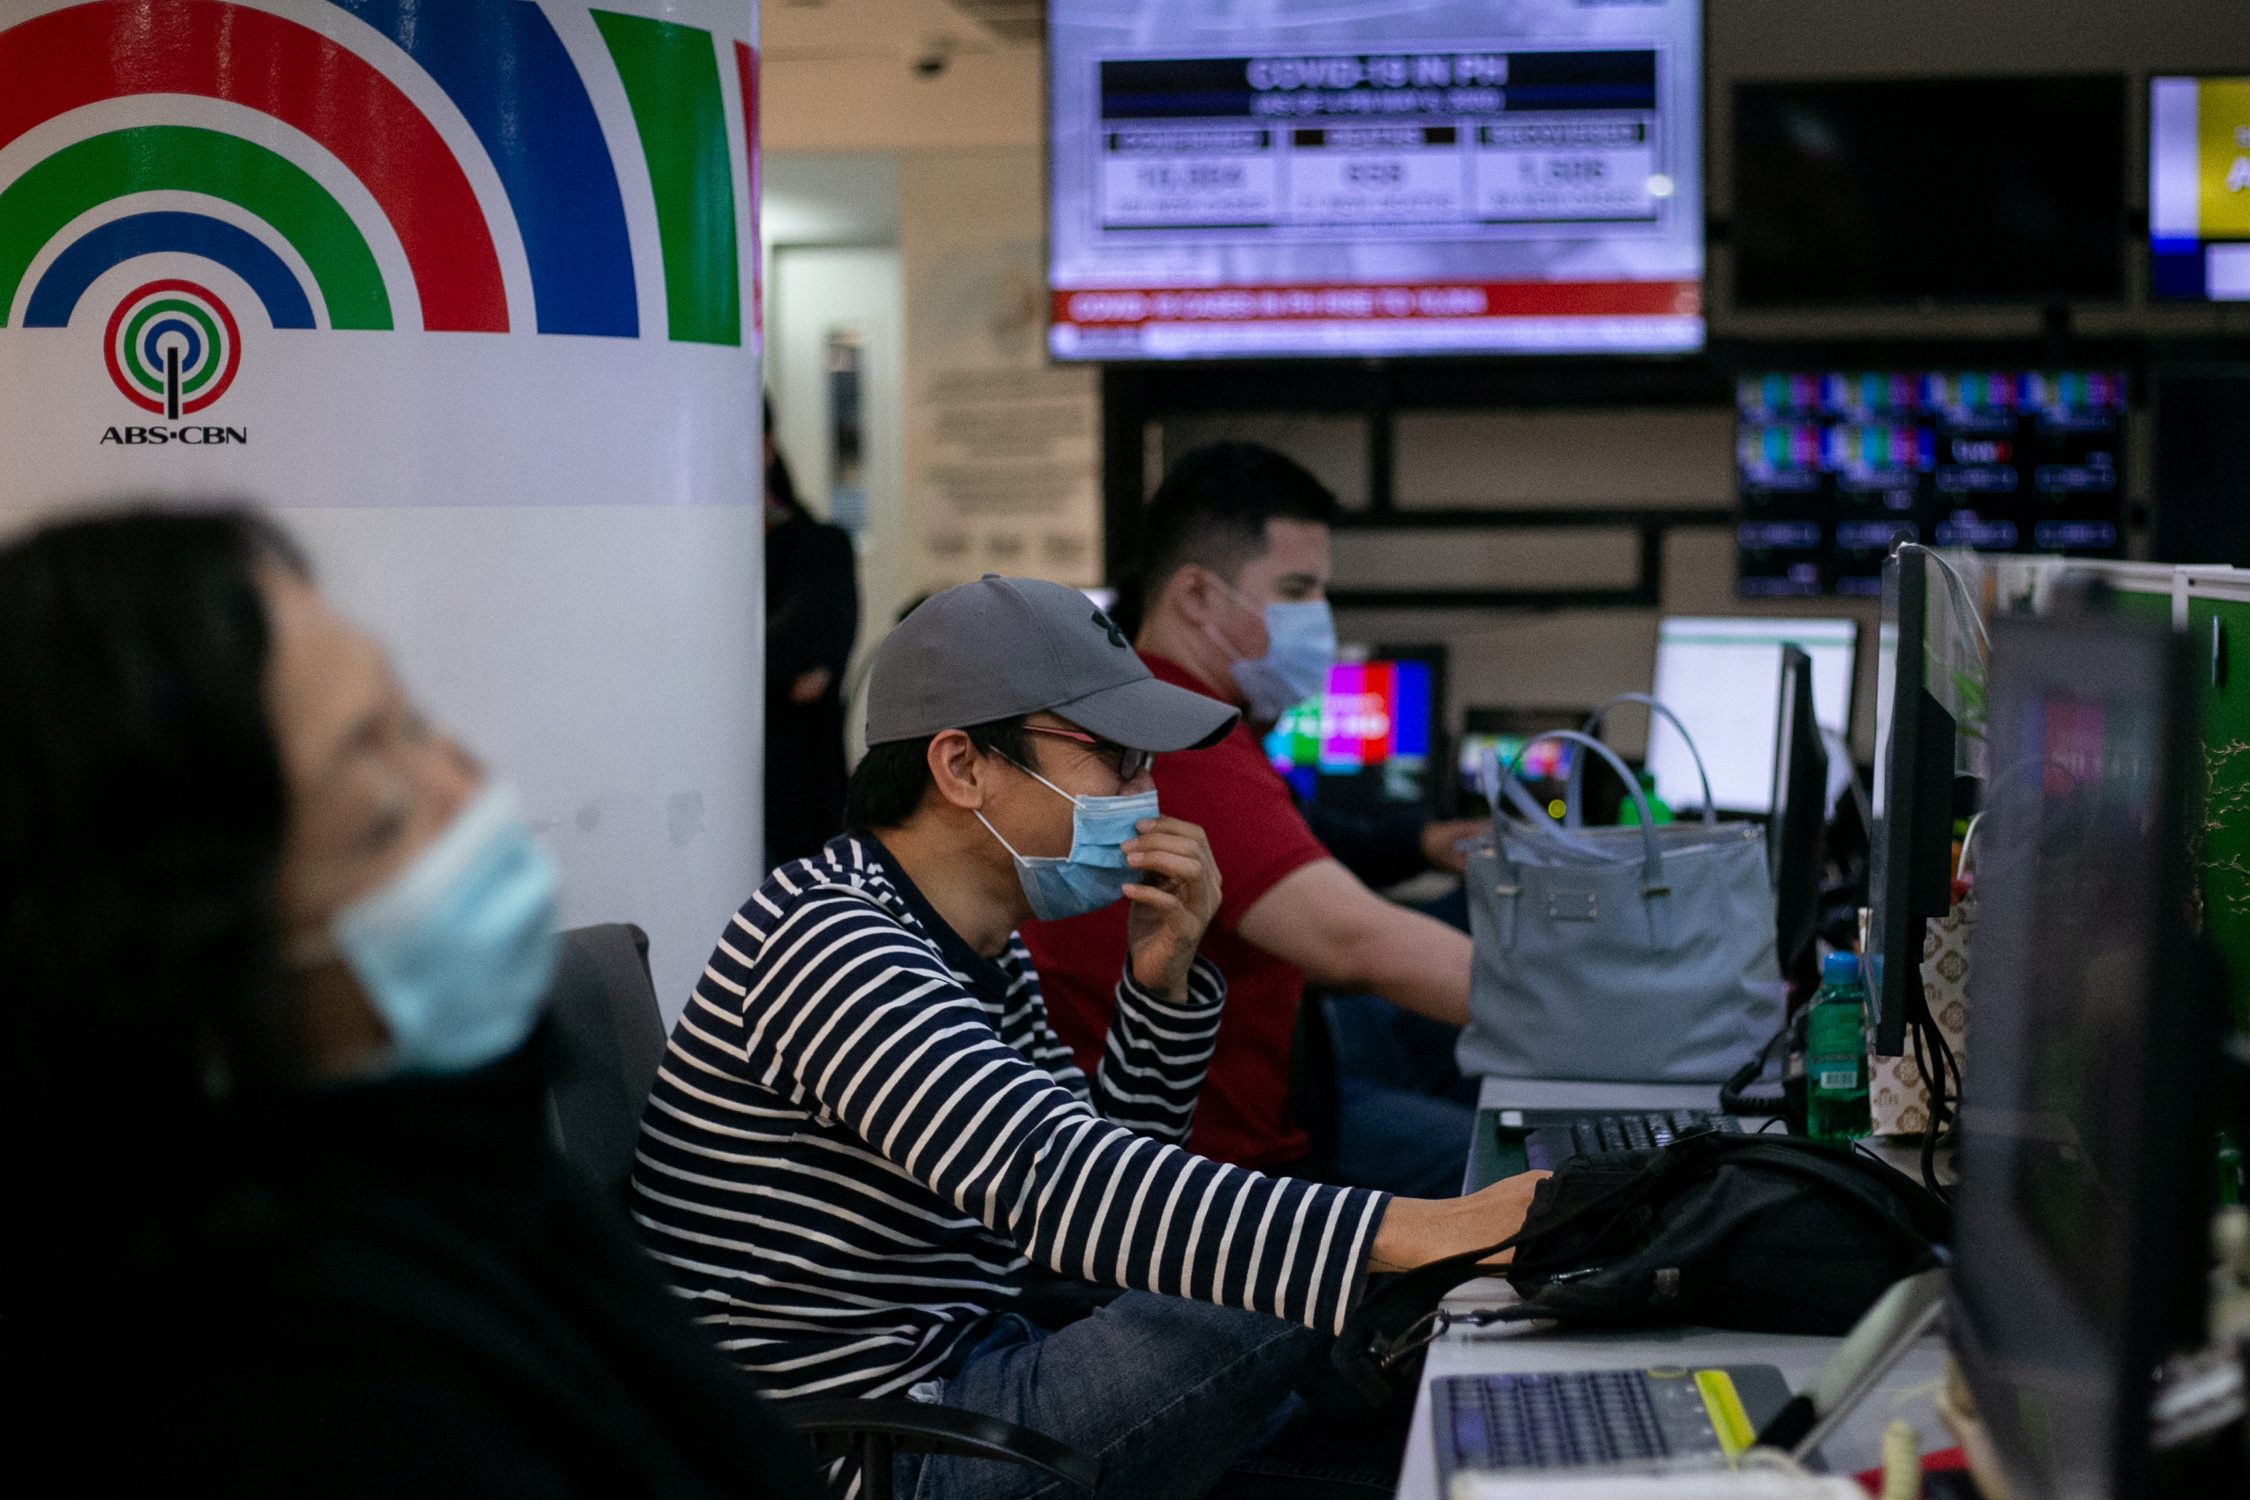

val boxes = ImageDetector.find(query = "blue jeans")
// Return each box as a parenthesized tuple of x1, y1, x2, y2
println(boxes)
(894, 1294, 1400, 1500)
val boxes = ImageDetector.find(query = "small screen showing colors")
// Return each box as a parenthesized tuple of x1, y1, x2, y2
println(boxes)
(1737, 370, 2127, 598)
(1458, 732, 1574, 798)
(1266, 658, 1433, 804)
(2150, 76, 2250, 302)
(1046, 0, 1704, 360)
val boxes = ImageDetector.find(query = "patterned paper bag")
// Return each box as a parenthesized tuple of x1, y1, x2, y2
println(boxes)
(1870, 896, 1973, 1136)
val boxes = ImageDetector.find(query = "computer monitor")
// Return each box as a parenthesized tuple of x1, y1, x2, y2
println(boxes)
(1644, 616, 1855, 814)
(1453, 705, 1623, 824)
(1769, 646, 1829, 974)
(1732, 75, 2126, 307)
(1866, 549, 1959, 1057)
(1265, 650, 1439, 810)
(1950, 607, 2219, 1500)
(1457, 732, 1574, 804)
(2149, 76, 2250, 303)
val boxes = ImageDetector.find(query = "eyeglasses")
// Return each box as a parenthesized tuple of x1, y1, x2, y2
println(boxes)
(1021, 725, 1154, 782)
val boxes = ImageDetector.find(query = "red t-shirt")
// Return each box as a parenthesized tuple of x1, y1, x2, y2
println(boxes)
(1021, 652, 1331, 1169)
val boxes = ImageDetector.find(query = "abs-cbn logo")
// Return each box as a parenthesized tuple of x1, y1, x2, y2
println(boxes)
(96, 279, 248, 446)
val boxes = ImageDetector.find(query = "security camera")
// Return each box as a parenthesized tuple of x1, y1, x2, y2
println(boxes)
(913, 36, 954, 77)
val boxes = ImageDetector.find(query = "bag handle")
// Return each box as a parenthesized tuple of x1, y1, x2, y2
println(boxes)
(1490, 731, 1669, 895)
(1566, 694, 1718, 827)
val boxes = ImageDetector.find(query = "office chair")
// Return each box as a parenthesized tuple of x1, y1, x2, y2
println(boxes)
(1289, 984, 1345, 1172)
(543, 923, 1100, 1498)
(546, 923, 669, 1209)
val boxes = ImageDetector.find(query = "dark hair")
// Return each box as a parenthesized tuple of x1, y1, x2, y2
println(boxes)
(767, 446, 812, 523)
(1, 507, 307, 1280)
(1113, 442, 1339, 638)
(844, 716, 1030, 833)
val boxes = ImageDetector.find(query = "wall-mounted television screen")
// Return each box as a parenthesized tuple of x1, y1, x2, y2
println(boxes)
(1736, 369, 2127, 598)
(1046, 0, 1704, 360)
(1733, 76, 2126, 307)
(2150, 76, 2250, 302)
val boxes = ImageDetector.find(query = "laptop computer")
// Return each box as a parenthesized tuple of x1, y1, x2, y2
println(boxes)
(1431, 1269, 1949, 1490)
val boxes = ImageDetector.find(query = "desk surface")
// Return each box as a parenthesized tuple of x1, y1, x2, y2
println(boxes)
(1396, 1279, 1951, 1498)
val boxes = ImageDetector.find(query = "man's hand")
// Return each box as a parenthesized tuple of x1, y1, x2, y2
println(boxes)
(1121, 815, 1222, 1003)
(1366, 1172, 1550, 1272)
(1419, 817, 1487, 875)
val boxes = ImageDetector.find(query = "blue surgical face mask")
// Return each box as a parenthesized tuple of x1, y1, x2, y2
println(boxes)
(1208, 583, 1337, 722)
(977, 764, 1160, 922)
(320, 783, 561, 1075)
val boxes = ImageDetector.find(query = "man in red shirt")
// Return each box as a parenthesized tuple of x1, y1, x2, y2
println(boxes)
(1023, 444, 1480, 1192)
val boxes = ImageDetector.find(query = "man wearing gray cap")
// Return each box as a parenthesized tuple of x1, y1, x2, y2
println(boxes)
(632, 576, 1542, 1497)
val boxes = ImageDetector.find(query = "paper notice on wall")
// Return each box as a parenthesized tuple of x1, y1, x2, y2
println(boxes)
(902, 160, 1101, 591)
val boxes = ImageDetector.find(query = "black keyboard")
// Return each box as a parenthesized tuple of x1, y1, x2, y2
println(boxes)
(1522, 1109, 1742, 1171)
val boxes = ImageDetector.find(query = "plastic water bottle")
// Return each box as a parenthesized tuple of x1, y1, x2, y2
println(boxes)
(1806, 951, 1873, 1143)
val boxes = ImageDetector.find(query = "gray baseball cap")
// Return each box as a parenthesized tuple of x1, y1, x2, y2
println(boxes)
(863, 575, 1239, 751)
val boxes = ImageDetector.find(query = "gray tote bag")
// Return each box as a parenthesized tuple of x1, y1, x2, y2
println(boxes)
(1458, 710, 1785, 1084)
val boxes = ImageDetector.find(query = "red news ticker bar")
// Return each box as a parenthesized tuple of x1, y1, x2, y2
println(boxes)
(1053, 280, 1701, 325)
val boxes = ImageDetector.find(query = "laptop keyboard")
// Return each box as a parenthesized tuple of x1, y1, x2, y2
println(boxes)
(1524, 1110, 1742, 1170)
(1434, 1370, 1672, 1471)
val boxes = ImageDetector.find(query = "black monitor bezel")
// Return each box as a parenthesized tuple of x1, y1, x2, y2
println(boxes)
(1770, 644, 1829, 973)
(1869, 548, 1959, 1056)
(1946, 611, 2219, 1500)
(1380, 640, 1449, 815)
(1729, 73, 2130, 310)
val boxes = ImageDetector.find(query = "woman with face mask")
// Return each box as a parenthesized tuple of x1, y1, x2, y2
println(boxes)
(0, 510, 817, 1499)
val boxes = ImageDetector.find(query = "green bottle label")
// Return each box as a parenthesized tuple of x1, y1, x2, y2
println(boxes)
(1806, 996, 1866, 1082)
(1807, 989, 1873, 1142)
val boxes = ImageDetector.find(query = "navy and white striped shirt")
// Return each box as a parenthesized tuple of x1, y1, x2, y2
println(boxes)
(630, 834, 1389, 1400)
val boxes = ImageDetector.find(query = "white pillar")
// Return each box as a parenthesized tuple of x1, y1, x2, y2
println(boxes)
(0, 0, 764, 1020)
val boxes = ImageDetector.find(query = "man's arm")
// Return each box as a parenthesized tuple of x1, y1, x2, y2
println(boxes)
(1088, 958, 1224, 1143)
(1236, 857, 1473, 1027)
(1014, 936, 1225, 1145)
(742, 892, 1386, 1333)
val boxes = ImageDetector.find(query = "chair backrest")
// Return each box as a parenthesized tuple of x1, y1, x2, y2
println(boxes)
(545, 922, 668, 1206)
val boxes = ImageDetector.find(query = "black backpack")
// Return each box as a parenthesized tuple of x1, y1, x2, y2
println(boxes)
(1322, 1131, 1953, 1412)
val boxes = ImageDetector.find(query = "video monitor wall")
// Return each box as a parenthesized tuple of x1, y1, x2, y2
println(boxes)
(1736, 371, 2128, 598)
(2150, 76, 2250, 302)
(1046, 0, 1704, 360)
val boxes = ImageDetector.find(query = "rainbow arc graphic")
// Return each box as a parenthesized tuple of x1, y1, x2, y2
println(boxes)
(0, 0, 757, 373)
